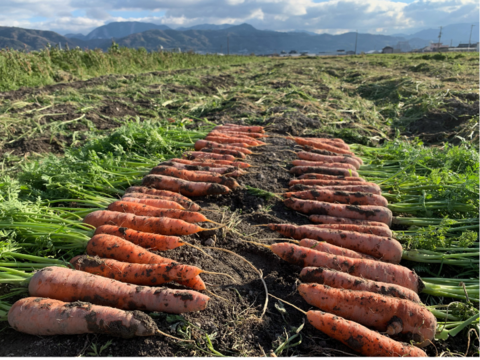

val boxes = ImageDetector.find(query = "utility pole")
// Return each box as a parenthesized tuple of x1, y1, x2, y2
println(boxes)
(354, 30, 358, 55)
(227, 35, 230, 55)
(469, 24, 475, 48)
(437, 26, 443, 49)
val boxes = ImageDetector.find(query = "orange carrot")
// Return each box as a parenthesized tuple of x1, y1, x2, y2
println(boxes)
(149, 166, 240, 189)
(205, 135, 262, 146)
(291, 160, 357, 171)
(299, 267, 420, 303)
(297, 151, 360, 169)
(107, 201, 210, 223)
(284, 189, 388, 207)
(267, 223, 402, 263)
(204, 136, 253, 148)
(298, 283, 436, 343)
(297, 174, 365, 182)
(288, 137, 354, 155)
(71, 255, 201, 284)
(209, 131, 266, 142)
(118, 196, 185, 210)
(306, 311, 427, 357)
(83, 210, 208, 235)
(308, 223, 392, 237)
(298, 239, 375, 260)
(125, 186, 195, 204)
(303, 137, 350, 149)
(8, 297, 159, 338)
(176, 276, 207, 291)
(94, 225, 186, 251)
(216, 124, 265, 133)
(303, 145, 364, 165)
(142, 174, 230, 197)
(185, 151, 236, 161)
(289, 179, 368, 187)
(285, 198, 392, 225)
(215, 130, 267, 139)
(28, 267, 209, 314)
(309, 215, 390, 229)
(122, 192, 200, 211)
(199, 147, 247, 159)
(170, 158, 251, 168)
(161, 161, 241, 175)
(194, 140, 253, 155)
(290, 166, 359, 177)
(288, 184, 382, 195)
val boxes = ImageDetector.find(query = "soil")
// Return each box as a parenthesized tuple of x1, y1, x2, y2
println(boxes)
(0, 118, 477, 357)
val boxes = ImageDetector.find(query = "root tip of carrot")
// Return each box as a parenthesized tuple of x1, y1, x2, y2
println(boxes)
(156, 329, 194, 342)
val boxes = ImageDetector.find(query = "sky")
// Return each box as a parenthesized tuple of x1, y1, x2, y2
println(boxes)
(0, 0, 478, 35)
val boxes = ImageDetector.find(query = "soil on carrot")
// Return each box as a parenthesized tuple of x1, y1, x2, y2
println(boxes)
(0, 120, 477, 357)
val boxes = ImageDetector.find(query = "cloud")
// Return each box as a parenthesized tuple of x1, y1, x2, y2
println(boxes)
(0, 0, 478, 35)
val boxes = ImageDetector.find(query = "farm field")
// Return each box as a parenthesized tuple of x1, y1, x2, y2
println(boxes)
(0, 51, 478, 357)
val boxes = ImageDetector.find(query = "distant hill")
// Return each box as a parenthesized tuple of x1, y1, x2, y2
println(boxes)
(175, 24, 234, 31)
(393, 22, 479, 46)
(0, 27, 82, 50)
(79, 21, 171, 40)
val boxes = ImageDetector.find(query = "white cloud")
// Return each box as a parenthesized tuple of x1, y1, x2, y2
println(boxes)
(0, 0, 477, 35)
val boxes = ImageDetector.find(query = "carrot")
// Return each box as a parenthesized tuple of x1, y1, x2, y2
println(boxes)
(267, 224, 402, 263)
(298, 283, 436, 343)
(205, 135, 263, 147)
(143, 174, 230, 197)
(8, 297, 159, 338)
(107, 201, 211, 223)
(303, 145, 364, 165)
(298, 239, 376, 260)
(306, 311, 427, 357)
(291, 160, 357, 171)
(71, 255, 202, 285)
(303, 136, 347, 145)
(209, 131, 266, 142)
(125, 186, 200, 210)
(297, 174, 365, 182)
(216, 124, 265, 133)
(284, 189, 388, 207)
(302, 138, 351, 151)
(290, 166, 359, 177)
(269, 242, 423, 292)
(117, 196, 184, 210)
(29, 267, 210, 314)
(215, 130, 267, 139)
(297, 151, 360, 169)
(289, 184, 382, 195)
(170, 158, 251, 168)
(94, 225, 186, 251)
(161, 161, 241, 175)
(308, 223, 392, 238)
(288, 137, 354, 155)
(149, 166, 240, 189)
(83, 210, 211, 235)
(185, 151, 236, 161)
(176, 276, 207, 291)
(204, 136, 253, 148)
(285, 198, 392, 225)
(309, 215, 390, 229)
(299, 267, 420, 303)
(289, 179, 369, 187)
(194, 140, 253, 155)
(122, 195, 199, 212)
(199, 147, 247, 159)
(224, 170, 245, 178)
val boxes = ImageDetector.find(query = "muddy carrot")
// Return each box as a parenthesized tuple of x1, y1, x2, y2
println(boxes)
(194, 140, 253, 155)
(170, 158, 251, 168)
(209, 131, 267, 142)
(303, 145, 364, 165)
(215, 130, 267, 139)
(309, 215, 390, 229)
(29, 267, 210, 314)
(117, 196, 184, 210)
(199, 147, 247, 159)
(125, 186, 198, 206)
(306, 311, 427, 357)
(149, 166, 240, 189)
(297, 151, 360, 169)
(216, 124, 265, 133)
(161, 161, 241, 175)
(299, 267, 420, 303)
(204, 136, 253, 148)
(8, 297, 159, 338)
(285, 198, 392, 225)
(290, 166, 359, 177)
(284, 189, 388, 207)
(297, 174, 365, 182)
(185, 151, 236, 161)
(298, 239, 375, 260)
(83, 210, 211, 235)
(143, 174, 231, 197)
(298, 283, 436, 343)
(288, 137, 354, 155)
(71, 255, 201, 285)
(291, 160, 357, 171)
(288, 184, 382, 195)
(94, 225, 186, 251)
(107, 201, 210, 223)
(267, 223, 401, 263)
(308, 224, 392, 238)
(176, 276, 207, 291)
(303, 138, 350, 150)
(122, 195, 199, 211)
(289, 179, 370, 187)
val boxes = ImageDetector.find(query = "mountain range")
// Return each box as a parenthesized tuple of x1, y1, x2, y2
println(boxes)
(0, 21, 477, 54)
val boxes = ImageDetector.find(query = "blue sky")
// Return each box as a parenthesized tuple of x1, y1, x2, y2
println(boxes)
(0, 0, 478, 35)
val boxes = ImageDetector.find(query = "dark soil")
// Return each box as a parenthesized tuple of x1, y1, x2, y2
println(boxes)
(1, 117, 477, 357)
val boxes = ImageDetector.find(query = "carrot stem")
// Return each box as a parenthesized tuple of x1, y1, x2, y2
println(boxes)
(268, 293, 306, 315)
(156, 329, 194, 342)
